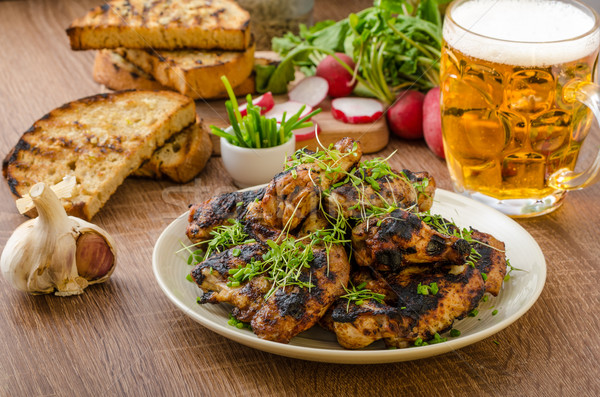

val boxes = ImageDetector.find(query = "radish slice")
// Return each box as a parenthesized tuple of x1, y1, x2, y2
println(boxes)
(288, 76, 329, 108)
(331, 97, 384, 124)
(292, 123, 320, 142)
(238, 92, 275, 116)
(264, 101, 313, 123)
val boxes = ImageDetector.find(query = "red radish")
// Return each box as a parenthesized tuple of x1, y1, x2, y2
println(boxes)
(331, 97, 384, 124)
(387, 90, 425, 139)
(423, 87, 445, 159)
(238, 92, 274, 116)
(289, 76, 329, 107)
(264, 101, 313, 123)
(316, 53, 357, 97)
(292, 123, 321, 142)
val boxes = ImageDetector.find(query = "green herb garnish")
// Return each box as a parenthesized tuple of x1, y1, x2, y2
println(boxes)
(341, 281, 386, 311)
(417, 282, 438, 295)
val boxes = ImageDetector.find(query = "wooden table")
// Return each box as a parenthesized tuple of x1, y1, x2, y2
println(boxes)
(1, 1, 599, 395)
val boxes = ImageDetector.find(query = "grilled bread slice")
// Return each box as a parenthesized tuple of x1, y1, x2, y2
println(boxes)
(67, 0, 251, 51)
(92, 50, 281, 100)
(3, 90, 195, 220)
(134, 118, 212, 183)
(117, 42, 255, 99)
(93, 49, 169, 91)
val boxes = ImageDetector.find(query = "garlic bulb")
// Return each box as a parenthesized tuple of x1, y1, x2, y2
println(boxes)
(1, 182, 116, 296)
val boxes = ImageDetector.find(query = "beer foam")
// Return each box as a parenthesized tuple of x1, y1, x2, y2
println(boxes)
(443, 0, 600, 66)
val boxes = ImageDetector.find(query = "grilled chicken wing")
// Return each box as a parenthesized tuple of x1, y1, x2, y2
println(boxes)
(323, 263, 485, 349)
(259, 138, 362, 230)
(251, 244, 350, 343)
(187, 188, 265, 243)
(192, 243, 269, 322)
(191, 241, 350, 343)
(325, 168, 436, 219)
(351, 209, 471, 269)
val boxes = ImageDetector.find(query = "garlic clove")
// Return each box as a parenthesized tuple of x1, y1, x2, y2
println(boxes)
(75, 231, 115, 282)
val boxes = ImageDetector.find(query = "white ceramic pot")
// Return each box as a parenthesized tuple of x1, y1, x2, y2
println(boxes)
(220, 135, 296, 188)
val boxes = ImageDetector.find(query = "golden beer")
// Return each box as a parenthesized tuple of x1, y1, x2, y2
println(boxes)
(441, 0, 600, 216)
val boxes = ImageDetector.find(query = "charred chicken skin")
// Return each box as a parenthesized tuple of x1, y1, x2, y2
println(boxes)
(187, 188, 265, 243)
(351, 209, 472, 270)
(323, 262, 485, 349)
(325, 168, 436, 220)
(259, 137, 362, 231)
(191, 242, 350, 343)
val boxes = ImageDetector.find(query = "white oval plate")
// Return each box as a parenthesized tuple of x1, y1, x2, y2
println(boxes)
(152, 189, 546, 364)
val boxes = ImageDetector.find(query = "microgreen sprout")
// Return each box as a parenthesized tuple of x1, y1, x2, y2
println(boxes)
(341, 281, 386, 312)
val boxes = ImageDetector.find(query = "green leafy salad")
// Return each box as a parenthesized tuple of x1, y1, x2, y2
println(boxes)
(255, 0, 449, 104)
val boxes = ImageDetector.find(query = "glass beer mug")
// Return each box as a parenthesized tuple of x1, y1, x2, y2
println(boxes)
(441, 0, 600, 217)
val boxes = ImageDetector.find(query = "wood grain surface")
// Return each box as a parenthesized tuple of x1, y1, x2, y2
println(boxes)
(1, 1, 599, 396)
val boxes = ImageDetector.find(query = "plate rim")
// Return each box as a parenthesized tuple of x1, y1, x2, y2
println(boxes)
(152, 188, 546, 364)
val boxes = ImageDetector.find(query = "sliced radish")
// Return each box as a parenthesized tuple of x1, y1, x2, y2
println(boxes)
(238, 92, 275, 116)
(264, 101, 313, 123)
(331, 97, 384, 124)
(288, 76, 329, 108)
(292, 123, 320, 142)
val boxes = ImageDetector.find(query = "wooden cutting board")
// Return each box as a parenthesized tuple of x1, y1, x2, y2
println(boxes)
(198, 97, 389, 155)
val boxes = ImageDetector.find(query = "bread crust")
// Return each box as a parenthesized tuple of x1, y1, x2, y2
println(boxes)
(67, 0, 251, 51)
(2, 90, 196, 219)
(93, 49, 257, 99)
(119, 42, 255, 98)
(134, 118, 213, 183)
(93, 49, 169, 91)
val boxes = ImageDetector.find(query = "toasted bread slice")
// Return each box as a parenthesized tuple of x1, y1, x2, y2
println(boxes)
(93, 49, 257, 98)
(134, 118, 212, 183)
(93, 49, 169, 91)
(3, 90, 195, 219)
(67, 0, 251, 51)
(117, 42, 255, 99)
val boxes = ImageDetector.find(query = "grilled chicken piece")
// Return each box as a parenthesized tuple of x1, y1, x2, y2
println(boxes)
(260, 138, 362, 231)
(471, 230, 507, 296)
(323, 263, 485, 349)
(191, 241, 351, 343)
(325, 168, 436, 219)
(186, 187, 265, 243)
(192, 243, 269, 322)
(251, 244, 350, 343)
(351, 209, 471, 269)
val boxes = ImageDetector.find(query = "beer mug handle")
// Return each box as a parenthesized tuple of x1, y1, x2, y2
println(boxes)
(550, 82, 600, 190)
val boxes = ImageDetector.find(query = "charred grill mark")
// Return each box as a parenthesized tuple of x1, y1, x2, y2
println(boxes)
(191, 242, 265, 283)
(330, 300, 397, 323)
(375, 249, 403, 271)
(379, 210, 422, 240)
(426, 235, 447, 256)
(311, 250, 328, 270)
(275, 289, 307, 319)
(453, 239, 471, 257)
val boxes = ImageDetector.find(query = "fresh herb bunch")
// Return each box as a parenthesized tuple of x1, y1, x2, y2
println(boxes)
(210, 76, 321, 148)
(256, 0, 448, 104)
